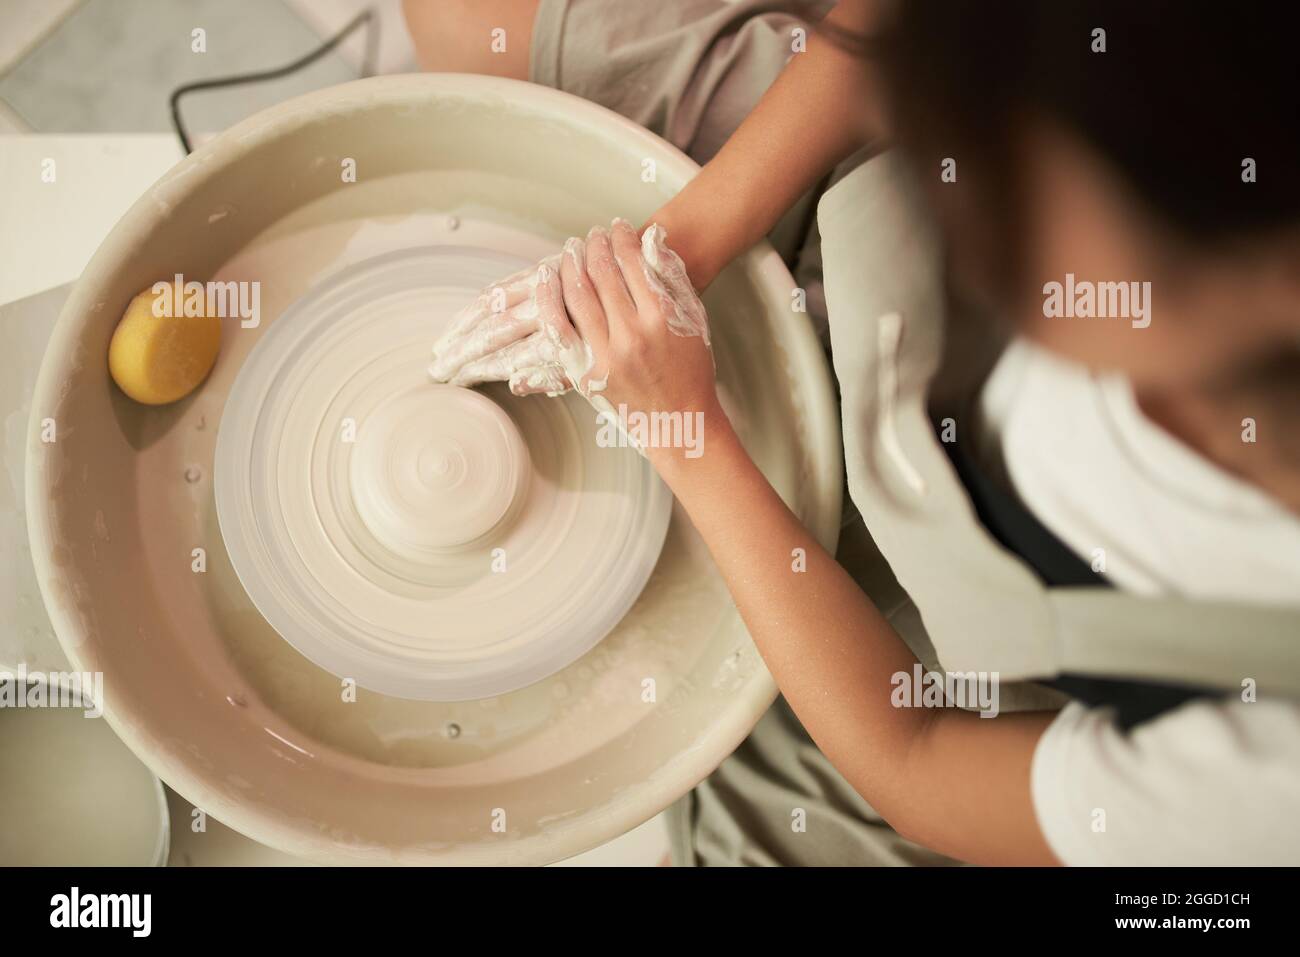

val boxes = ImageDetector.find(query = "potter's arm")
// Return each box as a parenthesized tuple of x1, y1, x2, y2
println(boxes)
(646, 0, 889, 290)
(430, 1, 887, 391)
(536, 218, 1060, 866)
(650, 426, 1061, 866)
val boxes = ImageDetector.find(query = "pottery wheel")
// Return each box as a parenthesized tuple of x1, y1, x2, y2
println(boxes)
(215, 246, 672, 700)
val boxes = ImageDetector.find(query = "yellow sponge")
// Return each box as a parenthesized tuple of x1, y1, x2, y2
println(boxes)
(108, 286, 222, 405)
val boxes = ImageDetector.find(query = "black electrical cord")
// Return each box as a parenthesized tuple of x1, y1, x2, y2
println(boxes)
(169, 9, 378, 154)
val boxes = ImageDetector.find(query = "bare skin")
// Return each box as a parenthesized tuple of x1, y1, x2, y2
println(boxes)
(647, 0, 887, 288)
(412, 0, 1300, 864)
(411, 0, 1060, 863)
(554, 215, 1059, 866)
(1008, 121, 1300, 513)
(401, 0, 537, 80)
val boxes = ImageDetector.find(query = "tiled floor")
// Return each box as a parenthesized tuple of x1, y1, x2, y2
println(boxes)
(0, 0, 414, 134)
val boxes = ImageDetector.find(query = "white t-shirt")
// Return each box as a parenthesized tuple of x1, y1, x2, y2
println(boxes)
(979, 340, 1300, 865)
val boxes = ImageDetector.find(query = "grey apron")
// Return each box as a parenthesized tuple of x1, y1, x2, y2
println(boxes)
(820, 152, 1300, 701)
(669, 152, 1300, 866)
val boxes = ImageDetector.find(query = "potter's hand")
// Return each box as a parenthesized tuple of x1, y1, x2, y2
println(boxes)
(428, 250, 603, 398)
(429, 255, 601, 398)
(557, 219, 719, 448)
(429, 219, 713, 410)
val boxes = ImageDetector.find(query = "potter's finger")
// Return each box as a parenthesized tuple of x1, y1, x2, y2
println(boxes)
(559, 237, 608, 349)
(433, 301, 488, 357)
(484, 260, 552, 308)
(432, 295, 516, 367)
(486, 254, 562, 316)
(441, 257, 555, 342)
(642, 225, 704, 316)
(642, 224, 693, 298)
(508, 364, 571, 397)
(608, 217, 659, 323)
(533, 261, 584, 349)
(533, 260, 566, 320)
(441, 261, 569, 384)
(584, 226, 637, 338)
(447, 330, 548, 387)
(640, 223, 713, 347)
(534, 263, 604, 392)
(440, 268, 533, 338)
(429, 299, 542, 381)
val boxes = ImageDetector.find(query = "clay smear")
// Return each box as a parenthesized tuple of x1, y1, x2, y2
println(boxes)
(428, 222, 710, 413)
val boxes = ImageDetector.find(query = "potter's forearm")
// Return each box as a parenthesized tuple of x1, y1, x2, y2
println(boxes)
(651, 413, 1059, 865)
(647, 0, 888, 289)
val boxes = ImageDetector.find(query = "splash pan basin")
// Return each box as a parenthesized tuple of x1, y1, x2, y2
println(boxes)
(27, 75, 841, 864)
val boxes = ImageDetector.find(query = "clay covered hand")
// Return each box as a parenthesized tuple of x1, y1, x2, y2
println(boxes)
(428, 219, 711, 406)
(552, 219, 717, 428)
(427, 255, 593, 397)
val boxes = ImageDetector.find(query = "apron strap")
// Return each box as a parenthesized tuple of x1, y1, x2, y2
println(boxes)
(819, 152, 1300, 724)
(936, 412, 1109, 590)
(935, 411, 1222, 727)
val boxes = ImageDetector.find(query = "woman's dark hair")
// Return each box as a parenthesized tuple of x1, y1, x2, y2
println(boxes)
(835, 0, 1300, 291)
